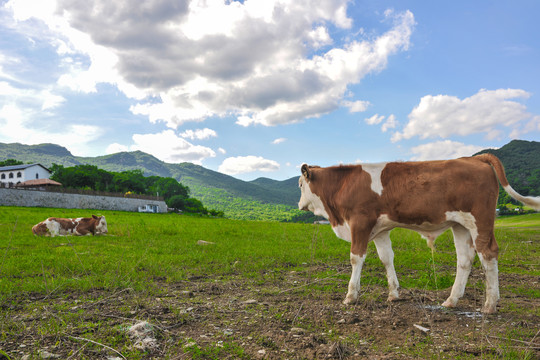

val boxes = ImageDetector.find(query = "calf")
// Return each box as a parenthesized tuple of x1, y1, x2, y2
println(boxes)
(32, 215, 108, 237)
(298, 154, 540, 313)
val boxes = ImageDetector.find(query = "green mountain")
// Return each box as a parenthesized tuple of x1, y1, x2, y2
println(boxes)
(475, 139, 540, 198)
(1, 139, 538, 220)
(0, 142, 303, 221)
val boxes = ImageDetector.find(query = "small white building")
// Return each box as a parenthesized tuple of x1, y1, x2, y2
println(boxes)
(138, 204, 161, 213)
(0, 164, 52, 187)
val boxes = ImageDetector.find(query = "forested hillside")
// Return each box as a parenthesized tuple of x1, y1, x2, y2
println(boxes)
(475, 140, 540, 201)
(0, 143, 306, 221)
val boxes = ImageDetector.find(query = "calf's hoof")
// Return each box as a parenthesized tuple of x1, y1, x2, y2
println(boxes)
(343, 294, 357, 305)
(482, 303, 497, 314)
(441, 298, 457, 308)
(387, 290, 399, 302)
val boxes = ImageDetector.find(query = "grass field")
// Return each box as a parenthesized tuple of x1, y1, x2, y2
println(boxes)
(0, 207, 539, 359)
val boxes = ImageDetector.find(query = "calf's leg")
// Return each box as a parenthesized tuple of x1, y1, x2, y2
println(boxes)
(343, 252, 366, 304)
(474, 227, 499, 314)
(478, 251, 499, 314)
(373, 232, 400, 301)
(442, 224, 475, 308)
(343, 224, 369, 305)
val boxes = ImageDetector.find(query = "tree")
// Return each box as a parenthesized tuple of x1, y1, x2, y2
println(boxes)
(51, 164, 112, 191)
(112, 170, 146, 193)
(149, 177, 189, 200)
(0, 159, 23, 167)
(185, 198, 207, 215)
(167, 195, 187, 210)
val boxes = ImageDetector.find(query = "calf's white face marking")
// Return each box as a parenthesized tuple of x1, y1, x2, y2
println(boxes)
(298, 175, 329, 218)
(96, 216, 108, 234)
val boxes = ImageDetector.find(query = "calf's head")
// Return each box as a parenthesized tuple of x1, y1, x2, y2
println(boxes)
(93, 215, 108, 235)
(298, 164, 328, 218)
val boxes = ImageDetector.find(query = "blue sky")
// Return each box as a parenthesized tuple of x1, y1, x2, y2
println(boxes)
(0, 0, 538, 181)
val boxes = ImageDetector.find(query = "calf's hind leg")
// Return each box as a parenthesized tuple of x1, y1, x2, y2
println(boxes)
(373, 232, 400, 301)
(442, 224, 475, 308)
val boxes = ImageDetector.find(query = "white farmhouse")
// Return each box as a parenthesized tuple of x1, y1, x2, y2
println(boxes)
(0, 163, 52, 187)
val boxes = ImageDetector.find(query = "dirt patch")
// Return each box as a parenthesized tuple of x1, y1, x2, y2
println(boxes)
(1, 268, 539, 359)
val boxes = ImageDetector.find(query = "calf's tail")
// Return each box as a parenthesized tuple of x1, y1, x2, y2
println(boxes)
(475, 153, 540, 211)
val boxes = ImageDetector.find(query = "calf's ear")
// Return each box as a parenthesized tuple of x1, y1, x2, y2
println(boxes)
(92, 215, 98, 219)
(301, 164, 311, 180)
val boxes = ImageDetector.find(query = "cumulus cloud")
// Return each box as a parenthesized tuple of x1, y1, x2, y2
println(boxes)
(218, 155, 279, 175)
(410, 140, 484, 161)
(272, 138, 286, 144)
(105, 143, 128, 154)
(6, 0, 415, 128)
(343, 100, 370, 113)
(381, 114, 397, 132)
(365, 114, 385, 125)
(393, 89, 533, 142)
(365, 113, 397, 132)
(0, 81, 99, 156)
(106, 130, 216, 164)
(179, 128, 217, 140)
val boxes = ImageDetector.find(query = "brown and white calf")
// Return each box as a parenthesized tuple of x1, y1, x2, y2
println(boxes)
(32, 215, 108, 237)
(298, 154, 540, 313)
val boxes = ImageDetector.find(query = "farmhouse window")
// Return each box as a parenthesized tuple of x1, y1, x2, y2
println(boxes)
(17, 172, 22, 178)
(36, 173, 39, 179)
(9, 173, 13, 179)
(1, 174, 5, 179)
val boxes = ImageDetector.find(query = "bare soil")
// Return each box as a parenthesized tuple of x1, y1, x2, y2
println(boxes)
(1, 266, 539, 359)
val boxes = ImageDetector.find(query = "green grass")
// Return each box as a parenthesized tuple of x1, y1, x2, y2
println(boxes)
(1, 207, 539, 359)
(0, 207, 347, 299)
(1, 208, 539, 300)
(495, 213, 540, 227)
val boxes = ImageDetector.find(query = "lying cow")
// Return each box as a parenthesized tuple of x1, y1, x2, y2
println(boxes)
(298, 154, 540, 313)
(32, 215, 108, 237)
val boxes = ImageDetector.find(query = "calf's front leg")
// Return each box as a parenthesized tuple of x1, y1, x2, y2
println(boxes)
(343, 226, 369, 305)
(343, 252, 366, 304)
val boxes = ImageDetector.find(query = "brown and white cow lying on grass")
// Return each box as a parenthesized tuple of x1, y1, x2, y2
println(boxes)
(298, 154, 540, 313)
(32, 215, 108, 237)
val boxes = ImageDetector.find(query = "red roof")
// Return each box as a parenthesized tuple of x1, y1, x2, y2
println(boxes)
(16, 179, 62, 187)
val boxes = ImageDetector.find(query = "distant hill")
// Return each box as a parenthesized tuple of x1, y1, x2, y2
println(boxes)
(0, 142, 303, 221)
(1, 139, 538, 220)
(475, 139, 540, 198)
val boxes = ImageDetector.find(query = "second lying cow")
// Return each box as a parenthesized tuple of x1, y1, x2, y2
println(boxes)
(32, 215, 108, 237)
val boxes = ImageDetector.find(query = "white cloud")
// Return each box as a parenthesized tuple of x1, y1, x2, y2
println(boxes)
(218, 147, 226, 155)
(0, 102, 103, 156)
(365, 114, 385, 125)
(365, 113, 398, 132)
(218, 155, 279, 175)
(509, 115, 540, 139)
(179, 128, 217, 140)
(0, 79, 99, 156)
(272, 137, 286, 144)
(5, 1, 415, 128)
(105, 143, 128, 154)
(343, 100, 370, 113)
(410, 140, 484, 161)
(130, 130, 216, 164)
(381, 114, 397, 132)
(41, 90, 66, 110)
(393, 89, 533, 142)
